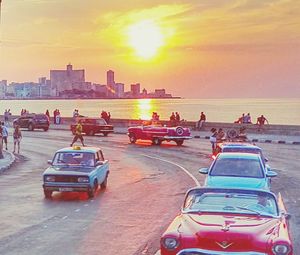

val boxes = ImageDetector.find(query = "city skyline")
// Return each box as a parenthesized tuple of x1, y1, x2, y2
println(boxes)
(0, 0, 299, 98)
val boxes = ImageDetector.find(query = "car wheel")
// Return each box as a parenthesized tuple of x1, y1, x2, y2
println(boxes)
(100, 175, 108, 189)
(152, 137, 161, 145)
(28, 123, 34, 131)
(44, 189, 52, 199)
(227, 129, 238, 139)
(103, 132, 108, 137)
(88, 130, 95, 136)
(176, 140, 184, 146)
(88, 180, 98, 198)
(129, 133, 137, 143)
(176, 126, 184, 135)
(44, 127, 49, 131)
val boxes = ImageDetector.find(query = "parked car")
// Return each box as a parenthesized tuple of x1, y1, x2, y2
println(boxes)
(160, 187, 293, 255)
(14, 113, 50, 131)
(70, 117, 113, 136)
(199, 152, 277, 190)
(127, 125, 192, 146)
(43, 146, 109, 198)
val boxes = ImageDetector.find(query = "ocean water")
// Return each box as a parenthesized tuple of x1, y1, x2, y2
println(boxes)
(0, 98, 299, 125)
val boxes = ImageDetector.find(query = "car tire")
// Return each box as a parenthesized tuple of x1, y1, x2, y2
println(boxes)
(88, 180, 98, 198)
(175, 140, 184, 146)
(28, 123, 34, 131)
(88, 130, 95, 136)
(44, 127, 49, 131)
(176, 126, 184, 135)
(44, 190, 52, 199)
(103, 132, 108, 137)
(129, 133, 136, 144)
(227, 129, 238, 139)
(100, 175, 108, 189)
(152, 137, 161, 145)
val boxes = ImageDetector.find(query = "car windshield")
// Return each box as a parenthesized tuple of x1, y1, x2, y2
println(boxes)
(35, 114, 48, 120)
(211, 157, 264, 178)
(97, 119, 107, 125)
(184, 189, 278, 217)
(52, 152, 95, 167)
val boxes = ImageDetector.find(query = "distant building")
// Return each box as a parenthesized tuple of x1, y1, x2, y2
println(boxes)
(131, 83, 140, 97)
(115, 83, 124, 98)
(0, 80, 7, 98)
(10, 82, 40, 98)
(106, 70, 115, 97)
(141, 88, 147, 97)
(50, 64, 85, 96)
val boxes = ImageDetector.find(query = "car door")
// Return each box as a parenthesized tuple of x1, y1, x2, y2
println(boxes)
(95, 150, 109, 183)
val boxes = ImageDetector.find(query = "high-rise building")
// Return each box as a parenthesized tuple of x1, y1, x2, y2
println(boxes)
(106, 70, 115, 97)
(0, 80, 7, 98)
(131, 83, 140, 97)
(50, 64, 85, 96)
(115, 83, 124, 98)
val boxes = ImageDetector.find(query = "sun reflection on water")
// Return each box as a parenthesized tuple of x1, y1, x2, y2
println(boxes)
(134, 99, 154, 120)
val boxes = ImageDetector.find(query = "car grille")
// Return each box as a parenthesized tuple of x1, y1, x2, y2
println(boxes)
(47, 175, 80, 183)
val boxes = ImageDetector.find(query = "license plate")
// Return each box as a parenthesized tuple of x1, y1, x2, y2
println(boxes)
(59, 187, 73, 192)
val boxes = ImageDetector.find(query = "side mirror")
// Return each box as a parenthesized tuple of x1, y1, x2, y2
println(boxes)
(96, 161, 103, 166)
(266, 170, 277, 178)
(47, 160, 52, 165)
(281, 212, 291, 220)
(264, 157, 269, 162)
(199, 168, 209, 174)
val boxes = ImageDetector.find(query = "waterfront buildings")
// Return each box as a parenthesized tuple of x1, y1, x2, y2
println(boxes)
(0, 64, 175, 99)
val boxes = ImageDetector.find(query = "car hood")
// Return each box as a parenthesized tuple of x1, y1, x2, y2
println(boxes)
(206, 176, 268, 190)
(43, 166, 94, 176)
(179, 213, 279, 252)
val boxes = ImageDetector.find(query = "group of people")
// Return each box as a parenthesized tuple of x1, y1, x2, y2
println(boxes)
(235, 113, 252, 124)
(0, 122, 22, 154)
(209, 128, 226, 153)
(4, 109, 12, 125)
(53, 109, 61, 124)
(169, 112, 181, 126)
(100, 111, 111, 124)
(20, 109, 29, 116)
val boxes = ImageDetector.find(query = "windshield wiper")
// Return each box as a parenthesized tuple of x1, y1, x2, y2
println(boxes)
(236, 206, 261, 216)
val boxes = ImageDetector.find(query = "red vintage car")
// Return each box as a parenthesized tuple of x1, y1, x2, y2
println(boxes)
(161, 187, 293, 255)
(127, 125, 192, 146)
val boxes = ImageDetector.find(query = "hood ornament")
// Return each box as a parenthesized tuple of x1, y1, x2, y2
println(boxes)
(221, 224, 230, 232)
(216, 241, 233, 249)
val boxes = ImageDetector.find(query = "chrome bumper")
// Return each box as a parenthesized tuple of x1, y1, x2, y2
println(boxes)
(177, 248, 267, 255)
(163, 136, 192, 139)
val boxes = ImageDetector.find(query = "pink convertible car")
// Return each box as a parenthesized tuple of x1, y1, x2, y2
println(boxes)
(127, 125, 192, 146)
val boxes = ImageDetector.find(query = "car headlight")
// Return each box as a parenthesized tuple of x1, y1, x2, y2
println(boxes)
(45, 176, 55, 182)
(162, 237, 179, 250)
(272, 244, 291, 255)
(78, 177, 89, 183)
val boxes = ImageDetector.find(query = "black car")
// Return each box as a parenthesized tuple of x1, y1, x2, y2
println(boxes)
(70, 118, 114, 136)
(14, 114, 50, 131)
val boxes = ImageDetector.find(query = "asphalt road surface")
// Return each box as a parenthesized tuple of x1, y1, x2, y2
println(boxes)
(0, 129, 299, 255)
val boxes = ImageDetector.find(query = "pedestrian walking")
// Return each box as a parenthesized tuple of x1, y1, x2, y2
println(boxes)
(70, 120, 85, 147)
(56, 109, 61, 124)
(13, 125, 22, 154)
(45, 109, 50, 120)
(2, 122, 8, 150)
(209, 128, 218, 154)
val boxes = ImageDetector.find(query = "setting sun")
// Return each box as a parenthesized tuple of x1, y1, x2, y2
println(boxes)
(127, 20, 164, 59)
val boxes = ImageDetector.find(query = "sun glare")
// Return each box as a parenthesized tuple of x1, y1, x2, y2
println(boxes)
(127, 20, 164, 59)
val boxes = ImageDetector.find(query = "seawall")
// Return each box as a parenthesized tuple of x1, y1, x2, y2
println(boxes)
(8, 116, 297, 136)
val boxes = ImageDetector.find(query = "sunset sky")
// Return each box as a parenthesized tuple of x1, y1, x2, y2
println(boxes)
(0, 0, 299, 98)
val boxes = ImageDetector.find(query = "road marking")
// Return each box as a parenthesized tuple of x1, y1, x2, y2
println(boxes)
(141, 154, 200, 187)
(75, 209, 80, 212)
(62, 216, 68, 220)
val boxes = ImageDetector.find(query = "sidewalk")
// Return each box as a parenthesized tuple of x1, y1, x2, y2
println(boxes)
(49, 123, 300, 144)
(0, 151, 16, 174)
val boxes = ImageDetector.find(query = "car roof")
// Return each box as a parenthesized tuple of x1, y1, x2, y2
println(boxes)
(56, 146, 101, 153)
(217, 152, 261, 160)
(221, 143, 261, 149)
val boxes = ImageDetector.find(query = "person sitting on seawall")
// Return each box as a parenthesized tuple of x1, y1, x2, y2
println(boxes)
(256, 114, 269, 132)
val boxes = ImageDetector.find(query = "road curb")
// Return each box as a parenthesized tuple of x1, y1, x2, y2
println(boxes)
(0, 151, 16, 174)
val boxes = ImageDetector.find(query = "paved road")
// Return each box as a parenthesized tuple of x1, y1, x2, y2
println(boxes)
(0, 130, 299, 255)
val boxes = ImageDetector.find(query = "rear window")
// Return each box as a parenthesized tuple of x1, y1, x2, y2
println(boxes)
(211, 157, 264, 178)
(222, 147, 260, 154)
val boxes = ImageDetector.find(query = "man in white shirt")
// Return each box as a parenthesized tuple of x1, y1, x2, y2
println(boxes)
(2, 122, 8, 150)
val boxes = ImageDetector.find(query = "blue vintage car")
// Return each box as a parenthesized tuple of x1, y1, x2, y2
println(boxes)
(43, 146, 109, 198)
(199, 152, 277, 190)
